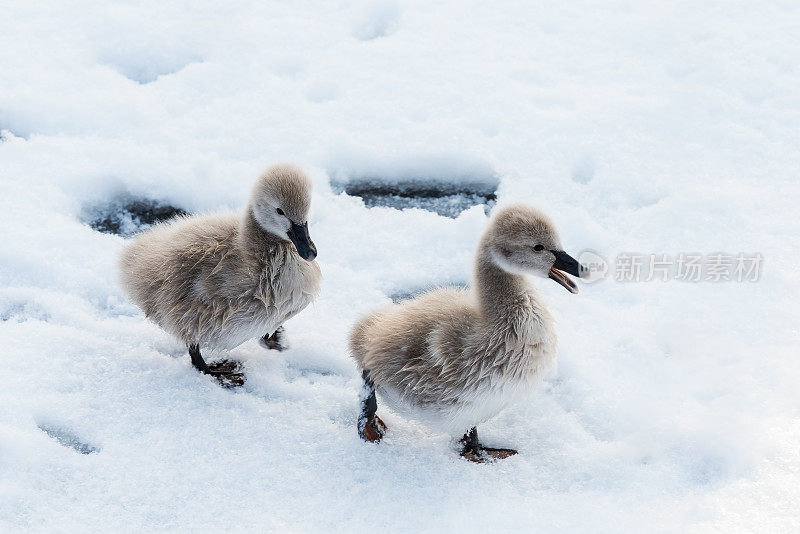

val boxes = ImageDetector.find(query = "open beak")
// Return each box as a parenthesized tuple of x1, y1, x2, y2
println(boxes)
(287, 221, 317, 261)
(548, 250, 583, 294)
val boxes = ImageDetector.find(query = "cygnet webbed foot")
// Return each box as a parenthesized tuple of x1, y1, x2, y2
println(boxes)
(359, 414, 387, 442)
(358, 369, 386, 442)
(189, 344, 245, 388)
(203, 360, 245, 388)
(459, 427, 517, 463)
(260, 327, 287, 351)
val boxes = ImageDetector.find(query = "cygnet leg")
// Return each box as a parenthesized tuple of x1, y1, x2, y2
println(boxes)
(358, 370, 386, 442)
(260, 326, 287, 351)
(459, 427, 517, 462)
(188, 344, 245, 388)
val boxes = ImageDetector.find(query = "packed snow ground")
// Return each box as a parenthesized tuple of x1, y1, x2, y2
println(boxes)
(1, 1, 799, 531)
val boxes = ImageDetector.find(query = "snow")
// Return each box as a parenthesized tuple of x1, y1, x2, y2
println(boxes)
(1, 0, 799, 531)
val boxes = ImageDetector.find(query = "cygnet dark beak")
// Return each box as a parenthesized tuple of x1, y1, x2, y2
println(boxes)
(548, 250, 584, 294)
(287, 221, 317, 261)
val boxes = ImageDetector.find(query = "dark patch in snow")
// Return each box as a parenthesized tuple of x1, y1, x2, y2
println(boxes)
(389, 282, 468, 303)
(38, 424, 99, 455)
(333, 179, 497, 218)
(82, 196, 188, 237)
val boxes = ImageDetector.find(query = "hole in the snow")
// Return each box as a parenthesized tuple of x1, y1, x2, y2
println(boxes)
(0, 300, 50, 323)
(285, 364, 341, 380)
(38, 424, 99, 455)
(82, 195, 188, 237)
(571, 155, 595, 184)
(0, 128, 29, 141)
(332, 178, 497, 218)
(352, 0, 401, 41)
(100, 52, 202, 84)
(388, 282, 468, 303)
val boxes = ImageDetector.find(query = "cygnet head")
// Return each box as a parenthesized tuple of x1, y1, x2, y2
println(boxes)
(249, 164, 317, 261)
(484, 203, 584, 293)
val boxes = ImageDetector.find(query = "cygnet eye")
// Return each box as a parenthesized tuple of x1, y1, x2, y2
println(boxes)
(533, 244, 544, 252)
(276, 208, 284, 216)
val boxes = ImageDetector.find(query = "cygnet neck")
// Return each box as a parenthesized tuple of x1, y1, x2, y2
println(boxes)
(473, 241, 543, 321)
(240, 207, 288, 260)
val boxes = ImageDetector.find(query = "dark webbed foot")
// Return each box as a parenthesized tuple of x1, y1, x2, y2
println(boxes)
(459, 427, 517, 463)
(189, 344, 245, 388)
(359, 414, 387, 442)
(203, 360, 245, 388)
(358, 369, 387, 442)
(260, 327, 287, 351)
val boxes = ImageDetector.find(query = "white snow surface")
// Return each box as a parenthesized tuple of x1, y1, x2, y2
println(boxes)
(1, 1, 799, 532)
